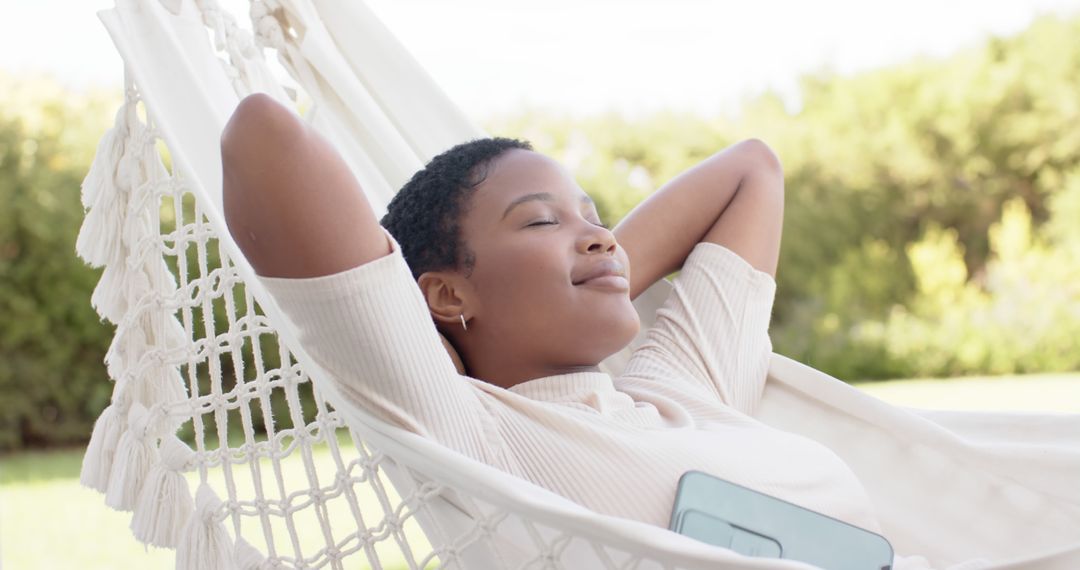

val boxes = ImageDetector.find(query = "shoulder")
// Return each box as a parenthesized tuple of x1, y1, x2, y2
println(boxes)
(683, 242, 777, 291)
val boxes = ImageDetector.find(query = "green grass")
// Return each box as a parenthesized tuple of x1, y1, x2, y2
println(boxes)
(852, 371, 1080, 413)
(0, 446, 85, 485)
(1, 373, 1077, 569)
(0, 440, 426, 570)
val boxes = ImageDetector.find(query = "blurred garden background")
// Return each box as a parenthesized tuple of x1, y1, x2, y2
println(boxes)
(3, 0, 1080, 567)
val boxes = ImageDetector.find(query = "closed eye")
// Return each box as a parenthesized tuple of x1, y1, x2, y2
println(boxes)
(527, 219, 558, 227)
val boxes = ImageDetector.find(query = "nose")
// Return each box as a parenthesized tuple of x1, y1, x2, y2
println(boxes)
(577, 222, 617, 255)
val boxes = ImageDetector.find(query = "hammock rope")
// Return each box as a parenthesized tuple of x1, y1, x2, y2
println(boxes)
(76, 1, 1080, 568)
(75, 44, 688, 570)
(77, 84, 447, 567)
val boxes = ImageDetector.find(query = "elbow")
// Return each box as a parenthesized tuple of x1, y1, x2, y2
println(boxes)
(737, 138, 784, 177)
(734, 138, 784, 202)
(220, 94, 305, 250)
(220, 93, 302, 165)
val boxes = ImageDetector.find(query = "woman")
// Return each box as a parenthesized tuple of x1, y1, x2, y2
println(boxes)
(220, 93, 881, 538)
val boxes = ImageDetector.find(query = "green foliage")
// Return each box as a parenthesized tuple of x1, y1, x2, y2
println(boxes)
(489, 15, 1080, 381)
(0, 75, 119, 450)
(6, 15, 1080, 449)
(866, 196, 1080, 378)
(0, 75, 311, 451)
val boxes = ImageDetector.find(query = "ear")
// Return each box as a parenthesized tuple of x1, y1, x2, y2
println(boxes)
(418, 271, 471, 376)
(417, 271, 472, 327)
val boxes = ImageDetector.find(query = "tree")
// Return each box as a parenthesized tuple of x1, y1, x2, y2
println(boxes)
(0, 74, 118, 449)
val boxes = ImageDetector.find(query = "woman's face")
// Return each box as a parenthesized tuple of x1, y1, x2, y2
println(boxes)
(456, 149, 640, 373)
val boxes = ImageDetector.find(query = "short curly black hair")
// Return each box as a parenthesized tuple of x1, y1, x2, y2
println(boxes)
(381, 137, 533, 279)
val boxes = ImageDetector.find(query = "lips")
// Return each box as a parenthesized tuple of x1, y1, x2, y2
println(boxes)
(572, 258, 627, 286)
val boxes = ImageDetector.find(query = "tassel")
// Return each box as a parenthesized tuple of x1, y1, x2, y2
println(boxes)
(76, 105, 137, 269)
(157, 366, 190, 407)
(138, 127, 171, 185)
(127, 364, 189, 418)
(144, 310, 186, 353)
(121, 198, 155, 253)
(131, 435, 195, 548)
(105, 324, 146, 396)
(118, 138, 169, 258)
(177, 484, 237, 570)
(90, 262, 130, 324)
(109, 223, 154, 323)
(80, 130, 121, 209)
(105, 403, 156, 511)
(76, 185, 129, 268)
(92, 252, 172, 326)
(80, 404, 125, 493)
(105, 313, 165, 389)
(162, 313, 188, 353)
(114, 141, 141, 193)
(104, 341, 130, 391)
(105, 318, 187, 427)
(148, 364, 189, 409)
(80, 105, 130, 209)
(234, 537, 266, 570)
(144, 258, 179, 302)
(79, 115, 156, 269)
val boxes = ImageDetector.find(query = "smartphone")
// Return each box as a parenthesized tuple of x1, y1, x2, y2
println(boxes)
(669, 471, 893, 570)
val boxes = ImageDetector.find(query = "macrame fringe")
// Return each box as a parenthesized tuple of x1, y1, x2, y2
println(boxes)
(76, 186, 129, 270)
(106, 314, 189, 413)
(145, 365, 190, 408)
(91, 262, 130, 324)
(77, 104, 134, 269)
(81, 98, 172, 322)
(104, 326, 139, 391)
(80, 403, 125, 493)
(93, 256, 178, 326)
(126, 364, 189, 436)
(146, 308, 188, 352)
(148, 257, 180, 303)
(90, 199, 164, 322)
(131, 435, 195, 548)
(177, 484, 237, 570)
(105, 403, 156, 511)
(120, 178, 161, 254)
(234, 537, 267, 570)
(104, 314, 153, 393)
(80, 107, 128, 208)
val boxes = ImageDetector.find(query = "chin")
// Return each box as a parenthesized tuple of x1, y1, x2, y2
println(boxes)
(581, 307, 642, 364)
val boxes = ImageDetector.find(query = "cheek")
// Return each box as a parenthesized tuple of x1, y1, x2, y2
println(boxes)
(472, 243, 570, 311)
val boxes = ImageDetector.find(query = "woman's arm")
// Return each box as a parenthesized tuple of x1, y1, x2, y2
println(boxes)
(614, 139, 785, 299)
(221, 93, 389, 278)
(220, 94, 489, 452)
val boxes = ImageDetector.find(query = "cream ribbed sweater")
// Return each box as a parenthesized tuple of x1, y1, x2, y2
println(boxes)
(259, 240, 882, 534)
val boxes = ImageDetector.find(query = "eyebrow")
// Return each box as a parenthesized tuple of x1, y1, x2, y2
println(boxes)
(501, 192, 594, 220)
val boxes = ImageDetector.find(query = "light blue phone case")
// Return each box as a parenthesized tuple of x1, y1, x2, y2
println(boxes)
(669, 471, 893, 570)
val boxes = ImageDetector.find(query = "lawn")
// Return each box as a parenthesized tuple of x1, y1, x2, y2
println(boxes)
(853, 371, 1080, 413)
(2, 373, 1077, 569)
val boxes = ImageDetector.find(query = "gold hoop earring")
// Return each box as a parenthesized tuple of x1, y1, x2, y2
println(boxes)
(459, 314, 468, 331)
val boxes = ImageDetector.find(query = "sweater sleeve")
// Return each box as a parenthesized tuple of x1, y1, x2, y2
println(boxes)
(255, 235, 492, 460)
(622, 242, 777, 415)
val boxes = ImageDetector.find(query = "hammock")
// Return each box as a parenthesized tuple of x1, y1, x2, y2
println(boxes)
(77, 1, 1080, 568)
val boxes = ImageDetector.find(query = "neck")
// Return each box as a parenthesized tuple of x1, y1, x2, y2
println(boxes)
(475, 362, 603, 390)
(450, 330, 603, 389)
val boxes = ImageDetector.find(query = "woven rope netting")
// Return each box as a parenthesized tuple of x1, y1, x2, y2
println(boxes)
(76, 92, 714, 570)
(73, 2, 1080, 569)
(78, 88, 438, 568)
(75, 1, 738, 569)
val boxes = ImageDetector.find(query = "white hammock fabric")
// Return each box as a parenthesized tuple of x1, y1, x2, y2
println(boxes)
(77, 1, 1080, 568)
